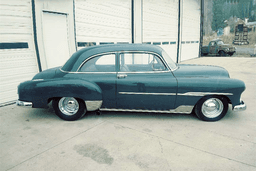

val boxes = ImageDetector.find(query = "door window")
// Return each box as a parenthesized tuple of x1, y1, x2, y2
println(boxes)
(79, 54, 115, 72)
(119, 53, 166, 72)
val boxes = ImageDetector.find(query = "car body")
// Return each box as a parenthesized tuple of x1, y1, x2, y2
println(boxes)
(202, 39, 236, 56)
(17, 44, 246, 121)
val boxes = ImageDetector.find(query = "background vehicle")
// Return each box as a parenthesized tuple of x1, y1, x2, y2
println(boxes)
(201, 39, 236, 56)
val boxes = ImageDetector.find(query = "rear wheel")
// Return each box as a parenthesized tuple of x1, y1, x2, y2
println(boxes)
(195, 96, 228, 121)
(52, 97, 86, 121)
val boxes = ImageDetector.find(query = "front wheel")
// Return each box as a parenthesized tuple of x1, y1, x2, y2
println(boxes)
(219, 51, 227, 57)
(228, 52, 234, 56)
(52, 97, 86, 121)
(195, 96, 228, 121)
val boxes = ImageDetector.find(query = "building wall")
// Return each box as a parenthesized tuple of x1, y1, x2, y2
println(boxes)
(75, 0, 132, 50)
(34, 0, 76, 70)
(142, 0, 179, 62)
(0, 0, 202, 105)
(180, 0, 201, 61)
(0, 0, 39, 106)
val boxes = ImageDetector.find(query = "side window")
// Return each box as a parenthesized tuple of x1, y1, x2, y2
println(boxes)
(211, 42, 215, 46)
(79, 54, 115, 72)
(119, 53, 166, 72)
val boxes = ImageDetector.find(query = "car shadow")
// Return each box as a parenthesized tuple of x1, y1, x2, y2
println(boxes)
(23, 105, 237, 122)
(84, 110, 199, 121)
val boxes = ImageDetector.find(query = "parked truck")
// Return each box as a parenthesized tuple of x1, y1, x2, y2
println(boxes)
(201, 39, 236, 56)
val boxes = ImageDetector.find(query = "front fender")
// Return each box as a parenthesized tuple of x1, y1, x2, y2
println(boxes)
(18, 79, 102, 108)
(175, 77, 245, 108)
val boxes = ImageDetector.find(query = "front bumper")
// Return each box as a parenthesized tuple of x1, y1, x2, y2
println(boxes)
(233, 100, 246, 111)
(16, 100, 32, 107)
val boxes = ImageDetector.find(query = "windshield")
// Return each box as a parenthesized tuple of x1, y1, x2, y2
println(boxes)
(162, 51, 177, 70)
(217, 41, 224, 45)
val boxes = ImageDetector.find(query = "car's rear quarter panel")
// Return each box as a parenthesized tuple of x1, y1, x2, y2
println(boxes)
(18, 79, 102, 108)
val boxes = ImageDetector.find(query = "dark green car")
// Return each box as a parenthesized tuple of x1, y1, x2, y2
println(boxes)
(17, 44, 246, 121)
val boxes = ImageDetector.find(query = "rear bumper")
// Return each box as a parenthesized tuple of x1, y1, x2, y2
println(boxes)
(16, 100, 32, 107)
(233, 100, 246, 111)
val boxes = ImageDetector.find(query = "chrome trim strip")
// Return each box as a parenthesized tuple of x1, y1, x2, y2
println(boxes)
(60, 68, 116, 74)
(85, 100, 102, 111)
(177, 92, 233, 96)
(16, 100, 32, 107)
(32, 79, 44, 81)
(233, 100, 246, 112)
(60, 68, 171, 74)
(118, 92, 233, 96)
(117, 70, 171, 74)
(100, 105, 193, 114)
(119, 92, 176, 96)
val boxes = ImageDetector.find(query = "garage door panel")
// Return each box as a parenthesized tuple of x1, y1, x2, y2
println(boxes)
(75, 0, 131, 49)
(0, 0, 38, 105)
(180, 0, 200, 61)
(143, 0, 178, 62)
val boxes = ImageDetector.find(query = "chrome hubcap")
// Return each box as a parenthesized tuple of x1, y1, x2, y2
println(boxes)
(202, 98, 223, 118)
(58, 97, 79, 116)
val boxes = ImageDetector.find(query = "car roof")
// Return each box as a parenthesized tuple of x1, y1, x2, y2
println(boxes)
(62, 44, 164, 72)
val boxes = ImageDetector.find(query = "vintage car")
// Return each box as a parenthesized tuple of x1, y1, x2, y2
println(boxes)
(201, 39, 236, 56)
(17, 44, 246, 121)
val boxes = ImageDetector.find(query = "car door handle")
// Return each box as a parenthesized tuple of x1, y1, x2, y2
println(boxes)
(117, 74, 127, 79)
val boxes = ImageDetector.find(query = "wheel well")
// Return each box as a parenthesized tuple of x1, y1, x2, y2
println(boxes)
(195, 95, 231, 106)
(47, 97, 85, 105)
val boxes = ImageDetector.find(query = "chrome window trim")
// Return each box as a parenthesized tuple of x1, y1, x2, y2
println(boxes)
(77, 52, 116, 72)
(118, 51, 171, 72)
(117, 70, 171, 74)
(60, 68, 117, 74)
(60, 69, 170, 74)
(161, 51, 178, 71)
(61, 50, 178, 74)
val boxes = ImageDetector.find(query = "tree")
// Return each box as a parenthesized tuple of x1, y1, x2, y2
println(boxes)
(212, 0, 226, 31)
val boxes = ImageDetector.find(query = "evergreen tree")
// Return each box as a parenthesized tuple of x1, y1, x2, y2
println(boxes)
(212, 0, 226, 31)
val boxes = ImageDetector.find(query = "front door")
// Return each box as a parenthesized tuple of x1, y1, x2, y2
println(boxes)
(116, 52, 177, 110)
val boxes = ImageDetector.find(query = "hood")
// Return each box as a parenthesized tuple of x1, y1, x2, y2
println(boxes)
(220, 44, 230, 47)
(173, 64, 230, 78)
(32, 66, 61, 80)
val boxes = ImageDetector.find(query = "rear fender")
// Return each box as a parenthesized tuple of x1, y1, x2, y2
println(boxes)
(31, 79, 102, 108)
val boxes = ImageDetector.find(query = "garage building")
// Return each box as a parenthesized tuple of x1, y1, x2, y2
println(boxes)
(0, 0, 202, 106)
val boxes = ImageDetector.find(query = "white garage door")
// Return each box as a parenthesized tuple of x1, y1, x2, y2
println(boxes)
(0, 0, 38, 106)
(143, 0, 179, 62)
(42, 12, 70, 68)
(180, 0, 200, 61)
(75, 0, 132, 50)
